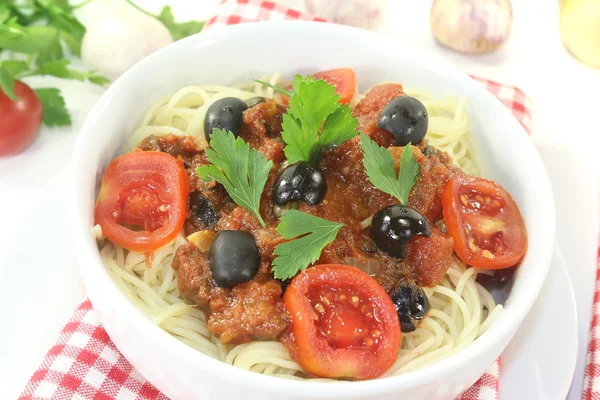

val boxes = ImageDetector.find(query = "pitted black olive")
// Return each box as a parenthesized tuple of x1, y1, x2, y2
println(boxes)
(378, 96, 428, 146)
(371, 205, 431, 258)
(208, 230, 260, 289)
(272, 162, 327, 206)
(204, 97, 248, 141)
(188, 192, 218, 228)
(245, 96, 266, 108)
(390, 281, 430, 332)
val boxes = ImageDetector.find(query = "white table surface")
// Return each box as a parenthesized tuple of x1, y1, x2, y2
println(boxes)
(0, 0, 598, 398)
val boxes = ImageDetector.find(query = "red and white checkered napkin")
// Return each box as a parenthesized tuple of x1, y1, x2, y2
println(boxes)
(582, 246, 600, 400)
(18, 2, 535, 399)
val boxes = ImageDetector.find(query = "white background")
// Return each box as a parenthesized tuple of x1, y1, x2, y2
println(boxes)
(0, 0, 598, 399)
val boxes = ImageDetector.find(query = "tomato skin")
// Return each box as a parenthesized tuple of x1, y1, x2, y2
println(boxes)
(282, 264, 401, 380)
(0, 80, 43, 156)
(94, 151, 188, 252)
(441, 175, 527, 269)
(282, 68, 357, 106)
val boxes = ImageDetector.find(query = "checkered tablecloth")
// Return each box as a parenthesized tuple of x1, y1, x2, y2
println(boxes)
(18, 1, 539, 399)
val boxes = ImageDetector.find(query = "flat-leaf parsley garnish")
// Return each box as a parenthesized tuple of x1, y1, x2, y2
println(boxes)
(256, 75, 358, 164)
(359, 132, 420, 205)
(197, 128, 272, 227)
(272, 210, 344, 280)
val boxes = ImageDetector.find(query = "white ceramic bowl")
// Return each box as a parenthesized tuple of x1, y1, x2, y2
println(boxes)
(70, 21, 555, 400)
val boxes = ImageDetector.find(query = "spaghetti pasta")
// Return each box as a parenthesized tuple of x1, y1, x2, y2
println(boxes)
(97, 74, 501, 380)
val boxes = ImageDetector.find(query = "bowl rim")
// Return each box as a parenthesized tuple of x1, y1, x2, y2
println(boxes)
(69, 20, 555, 397)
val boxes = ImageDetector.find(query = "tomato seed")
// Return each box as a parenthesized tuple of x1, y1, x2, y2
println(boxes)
(339, 294, 347, 301)
(481, 249, 494, 259)
(469, 241, 477, 252)
(321, 295, 331, 305)
(351, 296, 360, 306)
(372, 330, 380, 338)
(314, 303, 325, 314)
(484, 196, 491, 203)
(460, 195, 468, 206)
(365, 338, 374, 346)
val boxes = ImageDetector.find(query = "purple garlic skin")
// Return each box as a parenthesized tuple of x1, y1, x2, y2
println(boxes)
(430, 0, 513, 54)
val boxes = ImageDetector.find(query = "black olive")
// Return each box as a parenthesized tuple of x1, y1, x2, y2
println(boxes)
(204, 97, 248, 141)
(272, 162, 327, 206)
(371, 205, 431, 258)
(377, 96, 428, 146)
(208, 230, 260, 289)
(245, 96, 266, 108)
(390, 281, 430, 332)
(188, 192, 218, 228)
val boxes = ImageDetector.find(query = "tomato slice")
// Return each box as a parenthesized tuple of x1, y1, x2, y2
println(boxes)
(282, 68, 357, 106)
(441, 175, 527, 269)
(282, 264, 401, 380)
(94, 151, 188, 252)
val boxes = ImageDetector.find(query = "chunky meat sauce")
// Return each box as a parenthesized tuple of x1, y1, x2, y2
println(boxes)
(139, 87, 458, 345)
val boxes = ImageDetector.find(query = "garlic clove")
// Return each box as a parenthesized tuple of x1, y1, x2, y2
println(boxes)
(430, 0, 513, 55)
(81, 6, 173, 81)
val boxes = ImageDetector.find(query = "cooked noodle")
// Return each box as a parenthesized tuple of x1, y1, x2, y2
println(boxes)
(97, 74, 501, 379)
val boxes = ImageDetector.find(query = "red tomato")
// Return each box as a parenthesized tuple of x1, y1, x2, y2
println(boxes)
(441, 175, 527, 269)
(94, 151, 188, 252)
(282, 68, 357, 106)
(0, 80, 43, 156)
(282, 264, 401, 380)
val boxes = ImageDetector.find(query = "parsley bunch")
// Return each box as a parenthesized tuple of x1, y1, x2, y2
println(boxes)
(0, 0, 109, 126)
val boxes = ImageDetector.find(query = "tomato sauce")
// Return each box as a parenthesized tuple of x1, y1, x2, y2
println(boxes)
(143, 84, 458, 345)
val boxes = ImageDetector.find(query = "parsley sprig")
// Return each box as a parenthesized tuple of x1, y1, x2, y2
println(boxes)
(0, 1, 109, 126)
(260, 75, 358, 164)
(124, 0, 205, 41)
(359, 133, 420, 205)
(272, 211, 344, 280)
(197, 129, 273, 227)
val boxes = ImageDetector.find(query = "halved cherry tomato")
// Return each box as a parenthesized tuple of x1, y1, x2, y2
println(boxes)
(282, 264, 401, 380)
(441, 175, 527, 269)
(94, 151, 188, 252)
(282, 68, 357, 106)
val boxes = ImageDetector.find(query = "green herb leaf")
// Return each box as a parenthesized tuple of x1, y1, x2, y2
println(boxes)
(25, 60, 109, 86)
(156, 5, 204, 41)
(0, 23, 61, 55)
(1, 60, 29, 78)
(197, 129, 272, 227)
(280, 75, 358, 164)
(272, 210, 344, 280)
(34, 88, 71, 127)
(0, 66, 17, 101)
(359, 133, 420, 205)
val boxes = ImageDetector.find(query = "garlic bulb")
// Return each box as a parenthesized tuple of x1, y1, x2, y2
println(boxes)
(430, 0, 512, 54)
(560, 0, 600, 68)
(81, 6, 173, 80)
(304, 0, 386, 31)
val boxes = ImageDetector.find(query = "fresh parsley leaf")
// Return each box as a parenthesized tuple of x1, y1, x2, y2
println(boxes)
(0, 65, 17, 101)
(124, 1, 204, 41)
(317, 103, 358, 155)
(1, 60, 30, 77)
(25, 60, 109, 86)
(0, 21, 61, 55)
(34, 88, 71, 127)
(280, 75, 358, 164)
(156, 5, 204, 41)
(197, 129, 272, 227)
(359, 133, 420, 205)
(272, 210, 344, 280)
